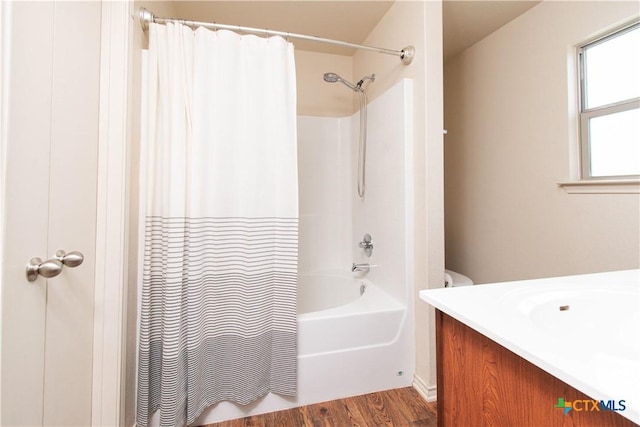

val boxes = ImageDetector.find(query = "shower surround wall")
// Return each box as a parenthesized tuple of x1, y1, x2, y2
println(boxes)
(350, 80, 413, 305)
(299, 79, 414, 306)
(297, 116, 352, 274)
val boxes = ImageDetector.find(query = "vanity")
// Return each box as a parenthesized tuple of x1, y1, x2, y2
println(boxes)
(420, 269, 639, 427)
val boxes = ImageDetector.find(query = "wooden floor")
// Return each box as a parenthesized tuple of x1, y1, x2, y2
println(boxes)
(201, 387, 437, 427)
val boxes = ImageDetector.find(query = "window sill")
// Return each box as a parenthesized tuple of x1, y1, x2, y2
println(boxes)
(557, 179, 640, 194)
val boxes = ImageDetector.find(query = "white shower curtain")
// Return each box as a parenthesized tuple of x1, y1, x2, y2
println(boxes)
(137, 23, 298, 427)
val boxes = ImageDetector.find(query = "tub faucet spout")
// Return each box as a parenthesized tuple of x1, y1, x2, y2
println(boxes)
(352, 263, 370, 273)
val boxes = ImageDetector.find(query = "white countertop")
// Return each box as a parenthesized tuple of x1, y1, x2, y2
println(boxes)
(420, 269, 640, 424)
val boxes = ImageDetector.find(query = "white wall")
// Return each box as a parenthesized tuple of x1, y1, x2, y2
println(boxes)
(444, 1, 640, 285)
(297, 116, 352, 273)
(351, 79, 413, 305)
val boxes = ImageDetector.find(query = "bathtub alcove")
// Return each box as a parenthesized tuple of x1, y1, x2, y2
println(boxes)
(187, 78, 415, 425)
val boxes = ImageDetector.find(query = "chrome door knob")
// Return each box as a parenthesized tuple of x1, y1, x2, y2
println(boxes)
(54, 250, 84, 267)
(38, 259, 64, 278)
(26, 257, 63, 282)
(25, 249, 84, 282)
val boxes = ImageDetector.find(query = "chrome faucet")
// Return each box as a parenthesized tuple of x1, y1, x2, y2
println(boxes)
(352, 263, 370, 273)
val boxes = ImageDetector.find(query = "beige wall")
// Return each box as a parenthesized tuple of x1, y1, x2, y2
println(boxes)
(354, 0, 444, 392)
(295, 50, 353, 117)
(444, 1, 640, 286)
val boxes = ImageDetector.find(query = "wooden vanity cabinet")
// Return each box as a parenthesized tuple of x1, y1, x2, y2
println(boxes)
(435, 310, 637, 427)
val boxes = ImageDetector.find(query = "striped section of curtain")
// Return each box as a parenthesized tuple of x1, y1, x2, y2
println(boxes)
(137, 22, 298, 427)
(138, 217, 298, 426)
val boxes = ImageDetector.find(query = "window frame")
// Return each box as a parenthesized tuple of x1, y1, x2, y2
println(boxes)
(577, 21, 640, 181)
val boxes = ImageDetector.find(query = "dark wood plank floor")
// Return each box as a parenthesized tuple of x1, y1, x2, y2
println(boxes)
(201, 387, 437, 427)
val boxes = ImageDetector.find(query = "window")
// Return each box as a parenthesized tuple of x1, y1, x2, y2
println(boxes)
(578, 22, 640, 179)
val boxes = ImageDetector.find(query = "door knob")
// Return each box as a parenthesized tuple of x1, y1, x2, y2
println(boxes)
(54, 250, 84, 267)
(25, 249, 84, 282)
(26, 258, 63, 282)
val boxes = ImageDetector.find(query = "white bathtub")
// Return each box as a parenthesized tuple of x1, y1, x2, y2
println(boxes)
(192, 272, 414, 425)
(297, 272, 406, 355)
(420, 269, 640, 425)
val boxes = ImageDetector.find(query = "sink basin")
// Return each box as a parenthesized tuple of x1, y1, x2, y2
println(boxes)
(500, 284, 640, 360)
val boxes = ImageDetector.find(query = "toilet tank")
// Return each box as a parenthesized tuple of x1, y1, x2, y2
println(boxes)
(444, 269, 474, 287)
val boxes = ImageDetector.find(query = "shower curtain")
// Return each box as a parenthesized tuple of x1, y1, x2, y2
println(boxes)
(137, 22, 298, 427)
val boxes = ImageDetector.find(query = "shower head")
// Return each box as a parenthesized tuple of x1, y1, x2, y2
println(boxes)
(323, 72, 357, 91)
(323, 72, 341, 83)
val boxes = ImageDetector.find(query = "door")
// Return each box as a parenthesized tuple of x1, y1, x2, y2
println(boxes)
(1, 2, 102, 425)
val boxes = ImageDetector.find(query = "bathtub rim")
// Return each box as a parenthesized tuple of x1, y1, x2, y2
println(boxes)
(298, 272, 405, 320)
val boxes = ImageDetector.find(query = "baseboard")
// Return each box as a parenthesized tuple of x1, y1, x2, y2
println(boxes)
(412, 374, 437, 402)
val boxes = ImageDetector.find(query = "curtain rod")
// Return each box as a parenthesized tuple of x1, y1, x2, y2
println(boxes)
(138, 8, 415, 65)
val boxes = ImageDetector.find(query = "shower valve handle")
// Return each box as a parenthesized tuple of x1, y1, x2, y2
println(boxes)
(358, 233, 374, 257)
(358, 240, 373, 249)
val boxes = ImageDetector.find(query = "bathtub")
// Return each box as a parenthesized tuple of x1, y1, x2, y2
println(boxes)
(192, 272, 414, 425)
(420, 269, 640, 425)
(297, 272, 406, 354)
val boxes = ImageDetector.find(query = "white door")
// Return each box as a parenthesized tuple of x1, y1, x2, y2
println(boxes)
(1, 2, 102, 425)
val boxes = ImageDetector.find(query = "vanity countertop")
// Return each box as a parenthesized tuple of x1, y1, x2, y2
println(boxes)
(420, 269, 640, 425)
